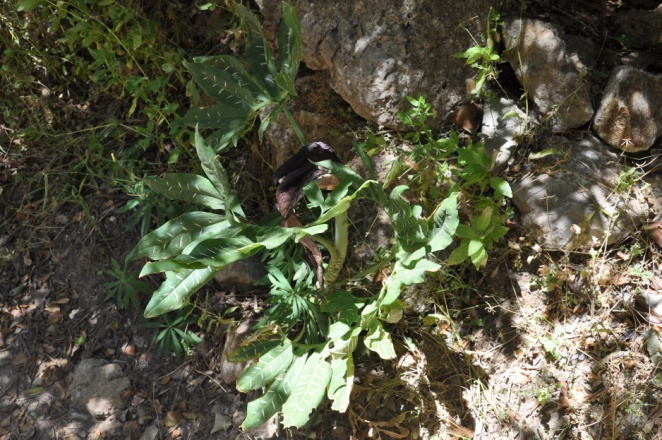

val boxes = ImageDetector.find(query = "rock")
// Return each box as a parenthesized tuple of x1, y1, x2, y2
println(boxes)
(616, 5, 662, 48)
(261, 71, 361, 168)
(264, 0, 498, 130)
(481, 98, 528, 172)
(219, 320, 252, 385)
(512, 134, 648, 251)
(502, 18, 595, 130)
(69, 359, 131, 417)
(213, 256, 267, 292)
(593, 66, 662, 152)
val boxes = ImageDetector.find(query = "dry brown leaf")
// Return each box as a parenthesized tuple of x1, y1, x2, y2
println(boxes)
(448, 102, 484, 133)
(11, 353, 28, 366)
(47, 311, 64, 325)
(163, 411, 182, 428)
(647, 221, 662, 248)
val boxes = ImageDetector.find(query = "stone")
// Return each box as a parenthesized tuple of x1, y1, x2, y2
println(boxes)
(593, 66, 662, 152)
(262, 0, 497, 130)
(502, 18, 595, 130)
(213, 256, 267, 292)
(219, 320, 252, 385)
(615, 5, 662, 48)
(481, 98, 529, 173)
(511, 134, 648, 251)
(69, 359, 131, 417)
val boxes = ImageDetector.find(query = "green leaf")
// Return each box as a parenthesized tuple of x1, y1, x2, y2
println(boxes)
(235, 4, 279, 99)
(321, 291, 365, 325)
(228, 339, 282, 362)
(144, 173, 224, 209)
(278, 2, 302, 83)
(489, 176, 512, 198)
(383, 257, 440, 305)
(184, 60, 258, 109)
(237, 340, 294, 392)
(471, 206, 492, 232)
(448, 240, 469, 266)
(328, 354, 354, 412)
(194, 128, 246, 218)
(127, 212, 232, 261)
(364, 321, 396, 359)
(181, 236, 262, 266)
(180, 104, 252, 131)
(17, 0, 42, 11)
(242, 352, 307, 430)
(144, 267, 216, 317)
(431, 192, 459, 242)
(281, 351, 332, 428)
(192, 55, 270, 101)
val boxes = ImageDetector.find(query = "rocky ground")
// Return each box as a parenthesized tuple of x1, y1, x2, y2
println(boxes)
(3, 1, 662, 439)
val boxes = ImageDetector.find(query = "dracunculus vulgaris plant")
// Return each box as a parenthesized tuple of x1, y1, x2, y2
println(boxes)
(128, 1, 464, 430)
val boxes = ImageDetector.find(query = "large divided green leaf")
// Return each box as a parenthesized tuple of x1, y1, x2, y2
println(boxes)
(144, 267, 216, 318)
(144, 173, 224, 209)
(191, 55, 270, 101)
(228, 339, 282, 362)
(235, 4, 279, 99)
(278, 2, 302, 84)
(281, 351, 332, 428)
(194, 128, 245, 219)
(237, 340, 294, 392)
(242, 352, 307, 430)
(180, 104, 253, 131)
(328, 354, 354, 412)
(127, 212, 231, 261)
(184, 61, 258, 109)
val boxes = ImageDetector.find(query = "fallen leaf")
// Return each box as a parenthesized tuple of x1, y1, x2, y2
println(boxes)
(164, 412, 181, 428)
(447, 101, 483, 133)
(47, 311, 64, 325)
(646, 221, 662, 248)
(211, 414, 232, 434)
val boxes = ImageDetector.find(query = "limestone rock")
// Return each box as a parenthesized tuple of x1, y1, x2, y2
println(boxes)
(482, 98, 528, 173)
(262, 0, 498, 130)
(594, 66, 662, 152)
(512, 135, 648, 251)
(70, 359, 131, 417)
(502, 18, 595, 130)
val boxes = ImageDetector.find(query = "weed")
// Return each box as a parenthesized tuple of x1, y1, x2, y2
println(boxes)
(144, 305, 201, 357)
(103, 258, 150, 310)
(454, 8, 502, 97)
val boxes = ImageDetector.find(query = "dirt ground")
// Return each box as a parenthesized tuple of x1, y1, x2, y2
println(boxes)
(3, 1, 662, 439)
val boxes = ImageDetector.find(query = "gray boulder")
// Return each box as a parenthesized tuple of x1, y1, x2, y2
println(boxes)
(262, 0, 497, 130)
(512, 134, 648, 251)
(502, 18, 595, 130)
(594, 66, 662, 152)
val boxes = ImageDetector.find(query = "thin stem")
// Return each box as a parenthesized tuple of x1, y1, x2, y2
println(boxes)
(282, 105, 307, 146)
(323, 210, 348, 284)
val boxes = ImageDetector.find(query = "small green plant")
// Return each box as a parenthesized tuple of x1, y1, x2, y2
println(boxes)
(539, 335, 561, 360)
(392, 95, 512, 269)
(103, 258, 150, 310)
(144, 305, 201, 357)
(454, 7, 502, 96)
